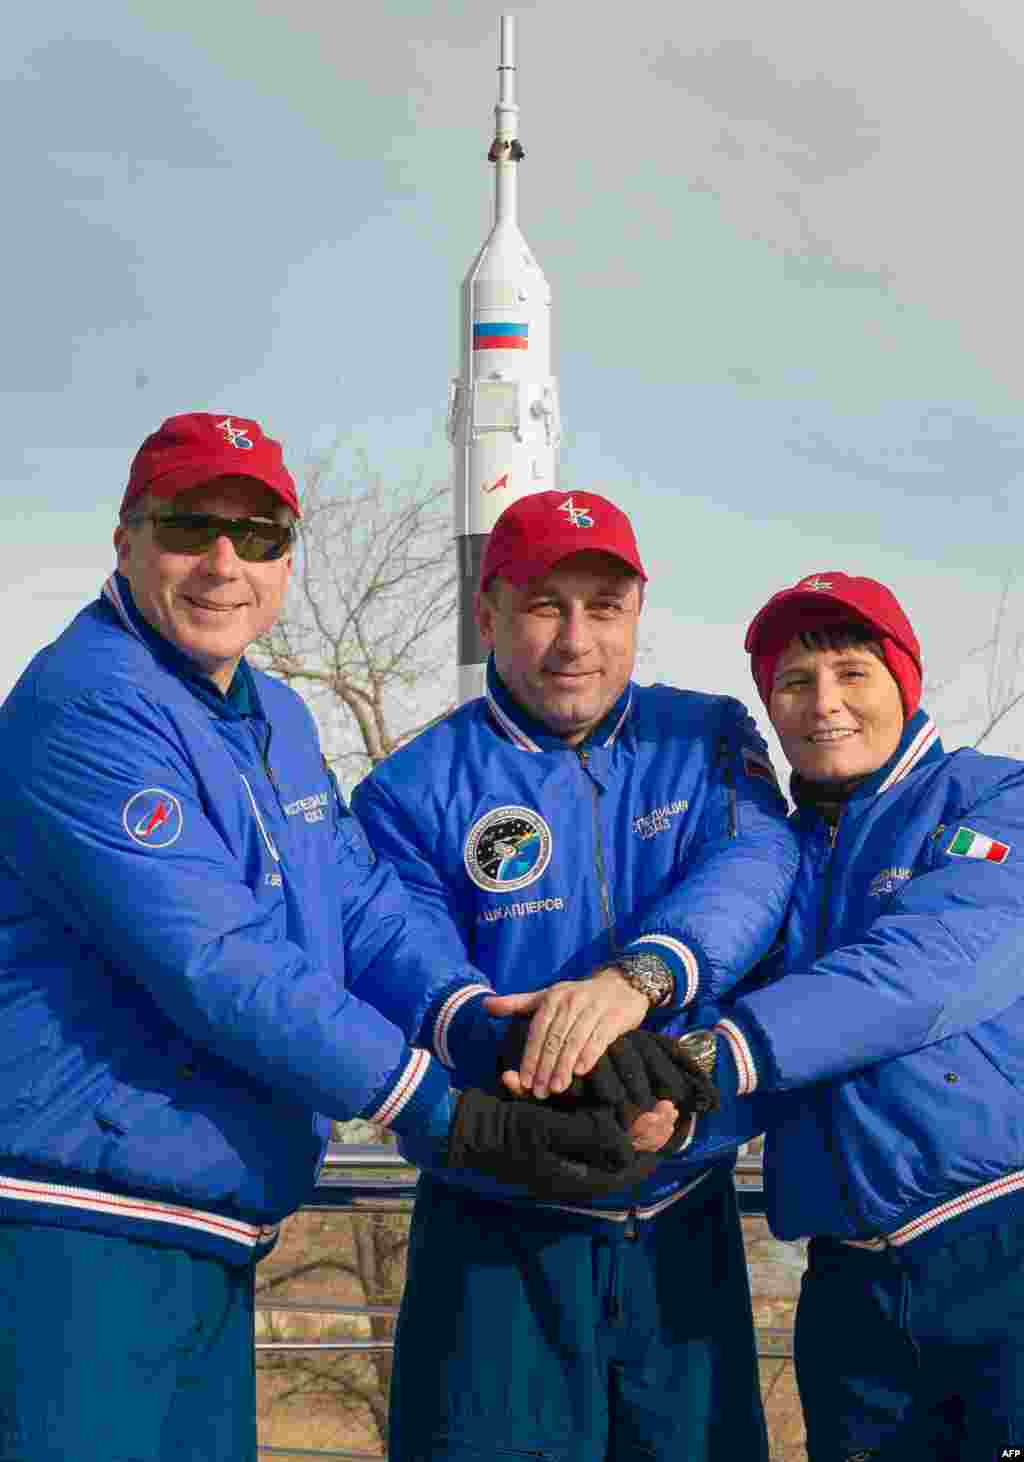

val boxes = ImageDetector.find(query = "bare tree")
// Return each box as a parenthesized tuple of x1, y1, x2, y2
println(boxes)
(253, 446, 458, 1451)
(926, 572, 1024, 753)
(255, 447, 458, 781)
(255, 1202, 410, 1454)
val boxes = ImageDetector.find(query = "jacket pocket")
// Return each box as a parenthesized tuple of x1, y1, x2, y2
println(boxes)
(967, 1001, 1024, 1093)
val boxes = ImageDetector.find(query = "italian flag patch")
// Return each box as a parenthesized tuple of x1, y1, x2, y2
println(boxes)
(946, 826, 1011, 863)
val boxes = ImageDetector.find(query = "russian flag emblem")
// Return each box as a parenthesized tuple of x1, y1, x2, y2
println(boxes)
(473, 322, 528, 350)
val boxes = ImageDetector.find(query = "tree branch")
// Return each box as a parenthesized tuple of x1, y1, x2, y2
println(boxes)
(253, 448, 456, 775)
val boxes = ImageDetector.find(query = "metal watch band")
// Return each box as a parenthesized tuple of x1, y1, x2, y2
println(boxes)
(615, 951, 675, 1008)
(676, 1029, 717, 1078)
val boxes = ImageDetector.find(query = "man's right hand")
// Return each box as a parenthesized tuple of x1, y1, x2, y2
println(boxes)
(447, 1088, 668, 1200)
(498, 1022, 719, 1129)
(629, 1100, 678, 1152)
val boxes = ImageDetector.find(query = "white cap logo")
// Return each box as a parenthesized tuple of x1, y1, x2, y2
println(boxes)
(215, 417, 254, 451)
(557, 497, 594, 529)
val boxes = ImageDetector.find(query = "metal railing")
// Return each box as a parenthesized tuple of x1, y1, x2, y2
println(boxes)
(255, 1145, 781, 1459)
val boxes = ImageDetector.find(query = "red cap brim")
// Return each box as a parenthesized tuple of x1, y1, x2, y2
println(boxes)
(486, 542, 647, 589)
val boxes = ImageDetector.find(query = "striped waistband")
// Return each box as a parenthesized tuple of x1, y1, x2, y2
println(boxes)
(841, 1167, 1024, 1251)
(538, 1164, 714, 1225)
(0, 1172, 279, 1255)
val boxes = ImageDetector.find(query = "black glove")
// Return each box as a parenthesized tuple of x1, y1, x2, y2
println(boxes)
(447, 1088, 663, 1199)
(497, 1022, 719, 1141)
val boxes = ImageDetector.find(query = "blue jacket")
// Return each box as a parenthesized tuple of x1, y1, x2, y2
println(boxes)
(718, 710, 1024, 1253)
(352, 661, 799, 1218)
(0, 575, 477, 1266)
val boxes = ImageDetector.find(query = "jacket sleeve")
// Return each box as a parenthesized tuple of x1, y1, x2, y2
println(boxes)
(0, 689, 453, 1142)
(717, 766, 1024, 1094)
(619, 699, 799, 1027)
(351, 773, 510, 1091)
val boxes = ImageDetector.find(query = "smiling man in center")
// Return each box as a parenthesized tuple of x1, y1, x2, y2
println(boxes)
(352, 489, 800, 1462)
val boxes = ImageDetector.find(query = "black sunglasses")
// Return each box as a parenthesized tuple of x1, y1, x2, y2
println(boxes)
(127, 512, 295, 563)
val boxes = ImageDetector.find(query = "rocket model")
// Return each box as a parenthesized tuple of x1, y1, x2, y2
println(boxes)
(449, 14, 561, 704)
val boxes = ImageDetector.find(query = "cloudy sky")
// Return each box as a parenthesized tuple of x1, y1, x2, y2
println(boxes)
(4, 0, 1024, 759)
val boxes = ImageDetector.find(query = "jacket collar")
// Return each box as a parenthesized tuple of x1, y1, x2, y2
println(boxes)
(484, 655, 632, 754)
(870, 710, 943, 795)
(101, 572, 260, 720)
(791, 707, 943, 816)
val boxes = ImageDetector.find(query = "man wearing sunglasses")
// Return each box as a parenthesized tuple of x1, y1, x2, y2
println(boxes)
(0, 414, 677, 1462)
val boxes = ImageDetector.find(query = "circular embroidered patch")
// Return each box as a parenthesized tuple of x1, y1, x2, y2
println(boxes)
(123, 788, 184, 849)
(464, 805, 553, 893)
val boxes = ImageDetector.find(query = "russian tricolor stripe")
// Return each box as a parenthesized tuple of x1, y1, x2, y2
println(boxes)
(474, 322, 528, 350)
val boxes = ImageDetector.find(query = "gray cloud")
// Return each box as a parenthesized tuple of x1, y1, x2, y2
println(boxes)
(652, 39, 881, 184)
(0, 36, 232, 391)
(13, 36, 231, 165)
(785, 410, 1024, 502)
(1, 22, 412, 426)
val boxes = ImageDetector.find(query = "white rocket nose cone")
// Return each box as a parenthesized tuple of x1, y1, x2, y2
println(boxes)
(453, 16, 561, 705)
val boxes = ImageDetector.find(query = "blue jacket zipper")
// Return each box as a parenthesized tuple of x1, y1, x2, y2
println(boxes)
(815, 809, 874, 1241)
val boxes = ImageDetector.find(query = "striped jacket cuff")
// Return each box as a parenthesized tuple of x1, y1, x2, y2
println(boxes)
(362, 1047, 451, 1137)
(429, 982, 494, 1068)
(715, 1018, 759, 1096)
(623, 934, 701, 1007)
(428, 983, 515, 1092)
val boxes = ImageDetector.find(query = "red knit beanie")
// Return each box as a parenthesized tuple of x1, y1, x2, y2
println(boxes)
(744, 572, 922, 718)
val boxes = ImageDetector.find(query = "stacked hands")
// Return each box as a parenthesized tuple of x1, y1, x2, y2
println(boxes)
(447, 1021, 720, 1200)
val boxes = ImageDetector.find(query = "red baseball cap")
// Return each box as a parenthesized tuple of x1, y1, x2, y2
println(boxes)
(121, 413, 301, 517)
(479, 491, 647, 591)
(744, 571, 923, 718)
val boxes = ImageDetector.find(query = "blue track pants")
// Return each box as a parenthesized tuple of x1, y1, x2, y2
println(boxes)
(0, 1223, 257, 1461)
(389, 1170, 768, 1462)
(796, 1221, 1024, 1461)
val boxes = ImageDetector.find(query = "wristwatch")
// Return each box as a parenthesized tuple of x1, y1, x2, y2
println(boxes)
(676, 1028, 717, 1078)
(614, 951, 675, 1008)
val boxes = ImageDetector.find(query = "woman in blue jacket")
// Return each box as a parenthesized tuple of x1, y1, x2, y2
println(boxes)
(706, 571, 1024, 1458)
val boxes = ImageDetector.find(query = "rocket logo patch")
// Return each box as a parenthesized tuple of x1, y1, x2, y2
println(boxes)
(464, 806, 553, 893)
(123, 788, 184, 849)
(557, 497, 594, 529)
